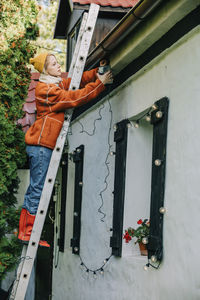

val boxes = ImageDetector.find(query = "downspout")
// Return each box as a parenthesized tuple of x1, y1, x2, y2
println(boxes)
(86, 0, 164, 69)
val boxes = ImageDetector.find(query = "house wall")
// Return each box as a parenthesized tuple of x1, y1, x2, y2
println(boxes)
(52, 25, 200, 300)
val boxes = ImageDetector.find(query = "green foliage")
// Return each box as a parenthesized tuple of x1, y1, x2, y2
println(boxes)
(123, 219, 150, 244)
(0, 0, 38, 280)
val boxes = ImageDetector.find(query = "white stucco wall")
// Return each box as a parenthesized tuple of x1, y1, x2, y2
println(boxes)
(52, 26, 200, 300)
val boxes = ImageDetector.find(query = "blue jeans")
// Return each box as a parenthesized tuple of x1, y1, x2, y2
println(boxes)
(22, 145, 52, 215)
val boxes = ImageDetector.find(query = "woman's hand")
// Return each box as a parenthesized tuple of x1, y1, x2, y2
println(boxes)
(97, 70, 113, 85)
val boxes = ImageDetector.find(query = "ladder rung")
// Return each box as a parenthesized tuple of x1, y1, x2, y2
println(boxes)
(11, 4, 100, 300)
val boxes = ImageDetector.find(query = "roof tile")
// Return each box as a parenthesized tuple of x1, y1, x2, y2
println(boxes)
(18, 72, 68, 132)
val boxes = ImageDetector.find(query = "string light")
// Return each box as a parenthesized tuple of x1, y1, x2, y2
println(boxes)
(154, 159, 162, 166)
(151, 255, 157, 263)
(152, 103, 158, 110)
(128, 107, 152, 128)
(143, 258, 161, 270)
(75, 91, 113, 277)
(109, 151, 116, 156)
(78, 104, 105, 136)
(134, 121, 139, 128)
(127, 102, 164, 127)
(100, 268, 104, 275)
(77, 97, 113, 222)
(159, 207, 166, 214)
(79, 254, 112, 278)
(145, 114, 151, 122)
(98, 98, 113, 222)
(142, 237, 148, 244)
(156, 111, 163, 119)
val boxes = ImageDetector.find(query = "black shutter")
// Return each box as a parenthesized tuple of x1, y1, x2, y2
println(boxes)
(59, 153, 68, 252)
(70, 145, 84, 255)
(110, 119, 129, 257)
(148, 97, 169, 262)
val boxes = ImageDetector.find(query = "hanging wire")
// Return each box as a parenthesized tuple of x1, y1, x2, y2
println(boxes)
(133, 107, 152, 123)
(77, 94, 113, 222)
(98, 98, 113, 222)
(145, 259, 161, 270)
(79, 253, 112, 275)
(76, 89, 113, 276)
(9, 254, 34, 298)
(78, 104, 105, 136)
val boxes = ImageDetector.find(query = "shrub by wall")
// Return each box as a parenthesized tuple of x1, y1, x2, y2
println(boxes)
(0, 0, 39, 280)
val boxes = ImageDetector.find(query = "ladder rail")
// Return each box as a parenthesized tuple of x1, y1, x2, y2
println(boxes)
(11, 4, 100, 300)
(67, 12, 88, 79)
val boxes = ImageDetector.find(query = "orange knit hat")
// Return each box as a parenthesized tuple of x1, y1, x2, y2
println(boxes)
(29, 52, 49, 73)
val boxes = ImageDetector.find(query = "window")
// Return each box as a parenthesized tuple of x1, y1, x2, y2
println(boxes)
(110, 97, 169, 263)
(67, 20, 81, 71)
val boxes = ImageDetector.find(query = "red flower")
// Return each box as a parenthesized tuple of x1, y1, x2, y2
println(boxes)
(123, 231, 132, 243)
(137, 219, 143, 225)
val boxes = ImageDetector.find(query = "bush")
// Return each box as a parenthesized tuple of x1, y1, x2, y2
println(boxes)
(0, 0, 39, 280)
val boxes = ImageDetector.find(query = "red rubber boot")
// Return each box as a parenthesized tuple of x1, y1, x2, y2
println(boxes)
(18, 208, 27, 240)
(18, 209, 50, 248)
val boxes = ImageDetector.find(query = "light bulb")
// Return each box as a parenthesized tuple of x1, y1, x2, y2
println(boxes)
(113, 124, 117, 130)
(77, 148, 81, 153)
(100, 268, 104, 275)
(159, 207, 166, 214)
(74, 247, 79, 252)
(145, 115, 151, 122)
(110, 151, 116, 156)
(134, 122, 139, 128)
(154, 159, 162, 166)
(152, 104, 157, 110)
(54, 181, 59, 188)
(79, 181, 83, 186)
(143, 265, 149, 271)
(74, 212, 78, 217)
(142, 237, 148, 245)
(127, 123, 132, 128)
(93, 271, 97, 279)
(83, 269, 90, 280)
(156, 111, 163, 119)
(151, 255, 157, 263)
(80, 262, 85, 270)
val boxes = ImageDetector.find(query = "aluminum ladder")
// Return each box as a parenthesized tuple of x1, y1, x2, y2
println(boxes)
(10, 4, 100, 299)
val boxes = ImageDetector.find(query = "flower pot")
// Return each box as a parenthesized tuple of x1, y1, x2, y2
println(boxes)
(139, 242, 148, 256)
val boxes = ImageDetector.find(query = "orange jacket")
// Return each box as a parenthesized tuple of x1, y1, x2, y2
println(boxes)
(25, 68, 105, 149)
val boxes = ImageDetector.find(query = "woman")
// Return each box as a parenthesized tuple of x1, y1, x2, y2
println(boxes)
(18, 52, 113, 247)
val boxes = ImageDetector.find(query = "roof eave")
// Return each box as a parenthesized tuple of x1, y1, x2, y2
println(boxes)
(85, 0, 163, 69)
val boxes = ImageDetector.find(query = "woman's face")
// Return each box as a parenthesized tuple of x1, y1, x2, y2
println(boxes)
(45, 55, 61, 77)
